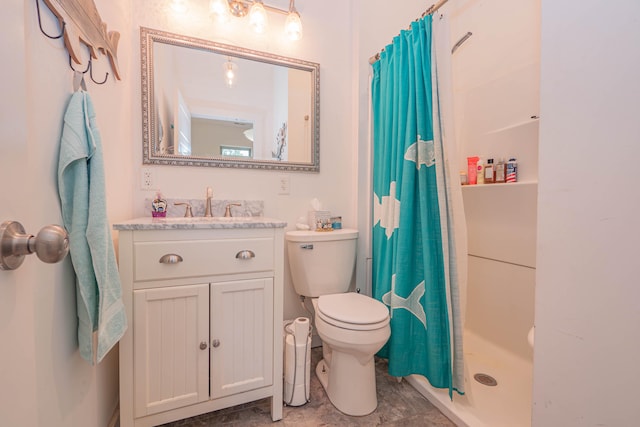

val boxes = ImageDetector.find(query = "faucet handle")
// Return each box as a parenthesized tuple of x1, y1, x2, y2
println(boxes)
(174, 202, 193, 217)
(224, 203, 242, 217)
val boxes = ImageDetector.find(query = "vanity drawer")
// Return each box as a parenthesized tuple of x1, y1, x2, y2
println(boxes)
(134, 238, 274, 281)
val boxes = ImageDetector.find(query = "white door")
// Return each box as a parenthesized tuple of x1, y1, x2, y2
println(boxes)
(133, 283, 210, 417)
(0, 3, 39, 425)
(210, 278, 274, 398)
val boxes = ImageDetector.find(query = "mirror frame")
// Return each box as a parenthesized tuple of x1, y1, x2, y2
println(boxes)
(141, 27, 320, 172)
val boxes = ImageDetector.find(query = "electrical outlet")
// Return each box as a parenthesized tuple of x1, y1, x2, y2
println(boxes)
(141, 168, 155, 190)
(278, 175, 290, 195)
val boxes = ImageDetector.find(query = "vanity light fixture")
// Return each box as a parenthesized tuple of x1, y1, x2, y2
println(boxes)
(284, 0, 303, 41)
(248, 0, 268, 33)
(209, 0, 303, 40)
(209, 0, 231, 22)
(223, 57, 238, 87)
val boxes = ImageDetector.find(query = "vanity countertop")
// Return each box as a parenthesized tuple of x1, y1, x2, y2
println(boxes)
(113, 217, 287, 231)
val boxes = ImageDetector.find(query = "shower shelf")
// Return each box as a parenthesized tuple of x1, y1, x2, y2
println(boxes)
(461, 180, 538, 190)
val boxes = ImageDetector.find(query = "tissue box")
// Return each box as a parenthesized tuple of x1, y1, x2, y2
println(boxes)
(308, 210, 331, 231)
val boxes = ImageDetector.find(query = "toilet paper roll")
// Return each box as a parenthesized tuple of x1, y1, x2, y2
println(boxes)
(293, 317, 309, 344)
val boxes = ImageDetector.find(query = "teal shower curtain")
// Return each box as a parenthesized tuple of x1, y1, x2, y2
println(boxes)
(371, 15, 464, 396)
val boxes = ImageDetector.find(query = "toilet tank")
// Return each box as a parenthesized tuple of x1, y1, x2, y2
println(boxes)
(285, 229, 358, 297)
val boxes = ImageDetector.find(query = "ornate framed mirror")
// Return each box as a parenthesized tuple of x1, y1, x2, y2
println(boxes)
(141, 27, 320, 171)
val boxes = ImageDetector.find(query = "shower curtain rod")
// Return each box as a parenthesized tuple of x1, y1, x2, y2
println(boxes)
(368, 0, 449, 65)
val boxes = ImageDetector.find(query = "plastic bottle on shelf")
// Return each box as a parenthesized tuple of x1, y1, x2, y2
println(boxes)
(460, 171, 468, 185)
(467, 156, 479, 185)
(495, 158, 506, 183)
(476, 157, 485, 184)
(484, 158, 495, 183)
(506, 158, 518, 183)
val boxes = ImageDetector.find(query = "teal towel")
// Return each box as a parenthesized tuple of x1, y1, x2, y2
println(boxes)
(57, 90, 127, 364)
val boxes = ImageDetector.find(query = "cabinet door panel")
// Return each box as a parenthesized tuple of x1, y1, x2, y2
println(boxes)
(134, 284, 209, 417)
(210, 278, 274, 398)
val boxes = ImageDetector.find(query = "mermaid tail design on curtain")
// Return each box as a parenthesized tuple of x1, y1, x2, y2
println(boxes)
(371, 14, 465, 396)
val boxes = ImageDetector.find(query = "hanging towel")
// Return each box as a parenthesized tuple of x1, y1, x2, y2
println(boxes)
(57, 90, 127, 364)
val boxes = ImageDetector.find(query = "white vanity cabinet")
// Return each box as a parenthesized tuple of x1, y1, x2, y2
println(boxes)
(115, 220, 285, 427)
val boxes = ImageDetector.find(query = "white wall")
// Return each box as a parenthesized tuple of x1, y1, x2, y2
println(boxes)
(129, 0, 355, 321)
(0, 1, 133, 426)
(534, 1, 640, 425)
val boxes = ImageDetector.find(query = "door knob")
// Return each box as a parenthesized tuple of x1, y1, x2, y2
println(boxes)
(212, 339, 220, 348)
(0, 221, 69, 271)
(200, 341, 208, 350)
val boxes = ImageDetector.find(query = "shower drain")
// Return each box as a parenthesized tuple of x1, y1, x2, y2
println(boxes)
(473, 373, 498, 386)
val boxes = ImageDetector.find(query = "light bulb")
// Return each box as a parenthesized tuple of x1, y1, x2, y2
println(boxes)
(248, 1, 268, 34)
(171, 0, 187, 13)
(285, 10, 303, 40)
(209, 0, 230, 23)
(223, 59, 237, 88)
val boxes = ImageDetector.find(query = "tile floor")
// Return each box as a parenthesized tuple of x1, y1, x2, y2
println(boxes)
(159, 347, 456, 427)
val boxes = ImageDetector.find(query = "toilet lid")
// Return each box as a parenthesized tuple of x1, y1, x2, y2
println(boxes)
(317, 293, 389, 329)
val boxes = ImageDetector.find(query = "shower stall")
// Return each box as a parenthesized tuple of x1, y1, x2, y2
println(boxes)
(406, 0, 538, 423)
(406, 181, 537, 427)
(363, 1, 540, 425)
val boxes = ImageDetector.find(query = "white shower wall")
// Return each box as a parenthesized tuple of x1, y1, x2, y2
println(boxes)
(451, 0, 540, 178)
(453, 0, 540, 364)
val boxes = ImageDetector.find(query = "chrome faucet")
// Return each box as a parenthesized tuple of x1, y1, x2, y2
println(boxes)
(205, 187, 213, 217)
(224, 203, 242, 217)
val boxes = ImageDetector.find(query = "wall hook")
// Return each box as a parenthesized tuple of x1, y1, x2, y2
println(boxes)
(68, 55, 108, 85)
(89, 60, 109, 85)
(35, 0, 65, 39)
(69, 55, 90, 74)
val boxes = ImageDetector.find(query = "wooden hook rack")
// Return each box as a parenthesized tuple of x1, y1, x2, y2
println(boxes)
(36, 0, 122, 82)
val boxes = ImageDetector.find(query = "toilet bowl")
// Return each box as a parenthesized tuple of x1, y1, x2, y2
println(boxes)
(312, 293, 390, 416)
(285, 229, 391, 416)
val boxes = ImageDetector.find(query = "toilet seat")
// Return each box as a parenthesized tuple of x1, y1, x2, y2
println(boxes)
(316, 293, 389, 331)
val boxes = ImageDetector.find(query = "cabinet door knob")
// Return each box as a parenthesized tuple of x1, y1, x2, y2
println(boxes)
(199, 341, 208, 350)
(235, 250, 255, 260)
(212, 339, 220, 348)
(159, 254, 183, 264)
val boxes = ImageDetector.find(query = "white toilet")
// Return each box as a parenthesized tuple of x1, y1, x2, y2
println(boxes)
(285, 229, 390, 416)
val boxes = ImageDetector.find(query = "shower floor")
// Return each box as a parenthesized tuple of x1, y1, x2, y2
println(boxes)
(407, 330, 533, 427)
